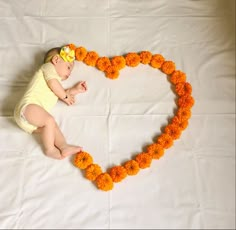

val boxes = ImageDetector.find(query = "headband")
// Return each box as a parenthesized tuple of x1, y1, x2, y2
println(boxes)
(59, 44, 76, 62)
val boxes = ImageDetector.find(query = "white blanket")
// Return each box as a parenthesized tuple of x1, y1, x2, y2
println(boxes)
(0, 0, 235, 229)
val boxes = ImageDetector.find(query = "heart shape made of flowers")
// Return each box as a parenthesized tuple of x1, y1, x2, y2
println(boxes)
(69, 44, 195, 191)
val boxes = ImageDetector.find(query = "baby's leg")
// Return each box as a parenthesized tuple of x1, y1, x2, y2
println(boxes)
(24, 104, 64, 160)
(53, 124, 83, 157)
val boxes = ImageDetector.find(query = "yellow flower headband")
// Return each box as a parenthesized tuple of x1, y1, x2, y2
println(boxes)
(59, 44, 76, 62)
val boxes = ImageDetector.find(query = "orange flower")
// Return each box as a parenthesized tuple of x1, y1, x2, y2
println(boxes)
(96, 173, 114, 191)
(111, 56, 126, 70)
(123, 160, 140, 175)
(68, 43, 76, 51)
(177, 108, 191, 121)
(150, 54, 165, 68)
(178, 94, 195, 109)
(83, 51, 99, 66)
(85, 164, 102, 181)
(157, 133, 173, 149)
(164, 124, 182, 140)
(75, 46, 87, 61)
(146, 143, 165, 159)
(170, 70, 186, 85)
(125, 52, 140, 67)
(135, 152, 152, 169)
(161, 61, 176, 75)
(171, 116, 189, 131)
(74, 151, 93, 169)
(175, 82, 192, 96)
(96, 57, 111, 71)
(109, 166, 127, 183)
(105, 65, 119, 79)
(179, 120, 188, 130)
(139, 51, 152, 64)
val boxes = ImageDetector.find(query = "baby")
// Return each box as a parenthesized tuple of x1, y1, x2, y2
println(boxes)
(14, 44, 87, 160)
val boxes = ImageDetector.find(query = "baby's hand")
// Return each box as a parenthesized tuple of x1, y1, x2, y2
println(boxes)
(74, 81, 87, 93)
(63, 94, 75, 106)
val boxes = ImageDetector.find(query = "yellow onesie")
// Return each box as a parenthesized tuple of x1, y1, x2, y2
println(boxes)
(14, 62, 61, 134)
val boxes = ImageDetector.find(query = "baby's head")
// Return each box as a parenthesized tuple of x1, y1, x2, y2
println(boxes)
(44, 45, 75, 80)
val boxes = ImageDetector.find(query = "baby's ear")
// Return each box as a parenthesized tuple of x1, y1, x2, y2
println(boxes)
(51, 55, 60, 64)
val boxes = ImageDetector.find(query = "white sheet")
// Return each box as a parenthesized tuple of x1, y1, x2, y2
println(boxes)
(0, 0, 235, 229)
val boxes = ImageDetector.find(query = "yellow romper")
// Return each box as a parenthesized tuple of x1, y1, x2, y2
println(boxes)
(14, 62, 61, 134)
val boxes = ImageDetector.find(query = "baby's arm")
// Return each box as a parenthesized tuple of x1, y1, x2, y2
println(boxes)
(47, 79, 75, 105)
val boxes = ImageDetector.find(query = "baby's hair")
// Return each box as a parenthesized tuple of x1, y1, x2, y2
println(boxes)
(44, 47, 61, 63)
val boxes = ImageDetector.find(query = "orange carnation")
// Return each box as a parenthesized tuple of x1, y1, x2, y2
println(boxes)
(109, 166, 127, 183)
(171, 116, 189, 131)
(125, 52, 140, 67)
(146, 143, 165, 159)
(83, 51, 99, 66)
(157, 133, 173, 149)
(178, 94, 195, 109)
(177, 108, 191, 121)
(105, 65, 119, 79)
(75, 46, 87, 61)
(74, 151, 93, 169)
(150, 54, 165, 68)
(170, 70, 186, 85)
(96, 57, 111, 71)
(139, 51, 152, 64)
(85, 164, 102, 181)
(111, 56, 126, 70)
(123, 160, 140, 175)
(175, 82, 192, 96)
(161, 61, 176, 75)
(135, 152, 152, 169)
(96, 173, 114, 191)
(164, 124, 182, 140)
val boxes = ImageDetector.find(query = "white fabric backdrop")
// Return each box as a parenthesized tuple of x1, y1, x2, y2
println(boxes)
(0, 0, 235, 229)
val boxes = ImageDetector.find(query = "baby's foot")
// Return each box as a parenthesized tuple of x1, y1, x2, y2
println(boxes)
(60, 145, 83, 158)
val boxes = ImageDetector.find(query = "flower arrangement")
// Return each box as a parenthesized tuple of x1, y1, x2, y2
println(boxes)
(68, 43, 195, 191)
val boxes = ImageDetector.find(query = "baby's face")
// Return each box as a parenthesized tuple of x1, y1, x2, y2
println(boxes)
(54, 56, 74, 80)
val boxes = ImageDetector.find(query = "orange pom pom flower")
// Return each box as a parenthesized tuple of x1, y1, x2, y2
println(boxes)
(123, 160, 140, 175)
(125, 52, 140, 67)
(85, 164, 102, 181)
(68, 43, 76, 51)
(157, 133, 173, 149)
(74, 151, 93, 170)
(171, 116, 189, 131)
(146, 143, 165, 159)
(83, 51, 99, 66)
(135, 152, 152, 169)
(177, 108, 191, 121)
(105, 65, 119, 79)
(170, 70, 186, 85)
(96, 173, 114, 191)
(75, 46, 87, 61)
(139, 51, 152, 64)
(175, 82, 192, 96)
(178, 94, 195, 109)
(109, 166, 127, 183)
(161, 61, 176, 75)
(96, 57, 111, 71)
(150, 54, 165, 68)
(164, 124, 182, 140)
(111, 56, 126, 70)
